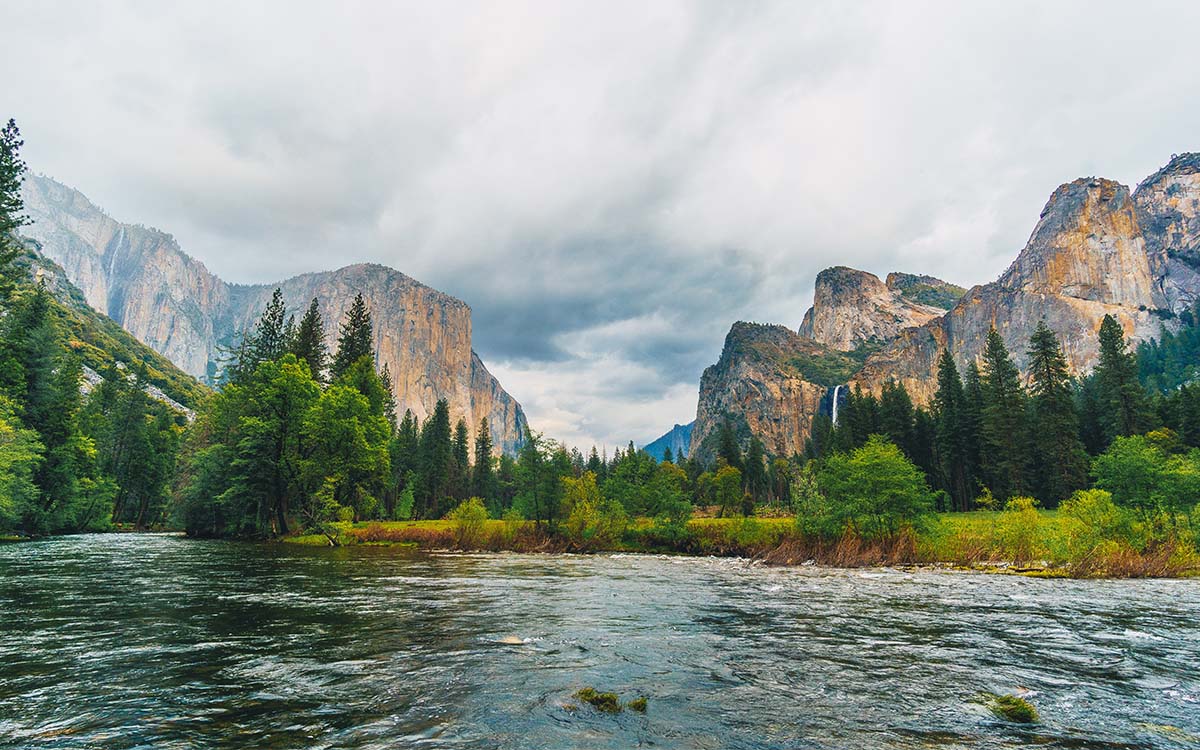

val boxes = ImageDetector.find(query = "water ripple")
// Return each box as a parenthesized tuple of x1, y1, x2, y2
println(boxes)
(1, 535, 1198, 749)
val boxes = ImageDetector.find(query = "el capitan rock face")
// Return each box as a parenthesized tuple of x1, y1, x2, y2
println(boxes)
(22, 174, 527, 455)
(692, 155, 1200, 458)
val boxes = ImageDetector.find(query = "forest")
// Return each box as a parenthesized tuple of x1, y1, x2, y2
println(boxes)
(2, 116, 1199, 574)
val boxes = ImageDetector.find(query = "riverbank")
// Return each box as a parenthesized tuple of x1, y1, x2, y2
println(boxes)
(280, 510, 1200, 579)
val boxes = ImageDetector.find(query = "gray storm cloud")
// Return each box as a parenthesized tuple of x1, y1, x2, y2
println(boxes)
(2, 0, 1198, 449)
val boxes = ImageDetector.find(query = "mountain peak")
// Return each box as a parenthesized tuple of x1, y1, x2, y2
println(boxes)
(798, 265, 943, 351)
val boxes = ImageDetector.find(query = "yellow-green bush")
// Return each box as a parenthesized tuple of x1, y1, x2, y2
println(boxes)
(996, 497, 1043, 564)
(447, 497, 488, 548)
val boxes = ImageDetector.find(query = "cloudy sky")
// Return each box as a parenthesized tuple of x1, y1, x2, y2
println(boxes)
(3, 1, 1199, 450)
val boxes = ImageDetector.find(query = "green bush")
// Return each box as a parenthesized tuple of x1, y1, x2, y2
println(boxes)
(1092, 435, 1200, 518)
(1060, 489, 1134, 557)
(816, 436, 935, 540)
(447, 497, 488, 548)
(995, 497, 1043, 564)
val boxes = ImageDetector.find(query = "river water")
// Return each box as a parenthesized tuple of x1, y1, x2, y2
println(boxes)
(1, 534, 1198, 749)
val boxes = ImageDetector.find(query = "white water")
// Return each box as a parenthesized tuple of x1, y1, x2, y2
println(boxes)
(831, 383, 843, 425)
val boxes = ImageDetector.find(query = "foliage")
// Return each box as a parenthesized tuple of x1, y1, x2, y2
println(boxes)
(447, 497, 488, 548)
(786, 341, 880, 387)
(1058, 489, 1135, 559)
(0, 397, 41, 532)
(1091, 435, 1200, 518)
(995, 497, 1043, 564)
(562, 472, 627, 549)
(713, 465, 742, 518)
(816, 435, 935, 540)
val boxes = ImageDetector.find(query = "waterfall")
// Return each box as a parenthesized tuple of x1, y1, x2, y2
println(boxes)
(831, 384, 843, 425)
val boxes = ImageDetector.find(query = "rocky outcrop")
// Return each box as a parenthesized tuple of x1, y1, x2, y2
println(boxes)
(21, 174, 527, 454)
(1135, 153, 1200, 313)
(692, 155, 1200, 458)
(642, 422, 694, 462)
(798, 266, 946, 351)
(692, 323, 830, 462)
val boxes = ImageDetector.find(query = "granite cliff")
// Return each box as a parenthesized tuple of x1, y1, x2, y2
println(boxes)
(21, 174, 527, 454)
(692, 154, 1200, 460)
(797, 266, 950, 351)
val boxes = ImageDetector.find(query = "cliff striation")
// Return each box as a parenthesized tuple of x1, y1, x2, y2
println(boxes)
(21, 175, 527, 454)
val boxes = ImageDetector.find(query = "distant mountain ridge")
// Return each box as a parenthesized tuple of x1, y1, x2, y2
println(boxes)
(21, 174, 527, 454)
(692, 153, 1200, 460)
(642, 422, 693, 462)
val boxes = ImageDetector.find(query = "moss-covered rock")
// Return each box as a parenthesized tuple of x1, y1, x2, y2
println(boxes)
(574, 687, 622, 714)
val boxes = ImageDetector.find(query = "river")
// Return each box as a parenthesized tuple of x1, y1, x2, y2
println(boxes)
(1, 534, 1198, 749)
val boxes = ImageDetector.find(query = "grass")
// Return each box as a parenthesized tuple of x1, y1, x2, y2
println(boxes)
(276, 510, 1200, 579)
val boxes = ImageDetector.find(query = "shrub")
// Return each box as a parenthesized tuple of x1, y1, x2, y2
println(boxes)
(1092, 435, 1200, 517)
(995, 497, 1043, 565)
(1060, 489, 1134, 558)
(817, 436, 935, 540)
(447, 497, 489, 548)
(564, 495, 628, 551)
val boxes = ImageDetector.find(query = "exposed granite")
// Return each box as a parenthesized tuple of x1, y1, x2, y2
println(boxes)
(798, 266, 945, 350)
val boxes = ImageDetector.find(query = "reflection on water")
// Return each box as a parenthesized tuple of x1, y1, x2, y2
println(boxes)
(1, 534, 1198, 749)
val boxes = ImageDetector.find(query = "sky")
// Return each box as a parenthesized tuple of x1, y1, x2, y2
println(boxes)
(3, 1, 1199, 451)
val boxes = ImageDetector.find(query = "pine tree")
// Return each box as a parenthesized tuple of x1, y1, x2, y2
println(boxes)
(716, 420, 743, 471)
(744, 436, 767, 504)
(332, 293, 374, 378)
(282, 314, 297, 353)
(933, 349, 972, 511)
(0, 119, 30, 303)
(417, 399, 453, 517)
(662, 446, 674, 464)
(1026, 322, 1088, 505)
(389, 409, 421, 514)
(379, 363, 397, 428)
(290, 298, 328, 381)
(252, 288, 288, 363)
(979, 328, 1032, 500)
(585, 446, 602, 476)
(879, 380, 916, 459)
(472, 417, 495, 504)
(451, 418, 470, 500)
(961, 361, 985, 486)
(1095, 314, 1152, 444)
